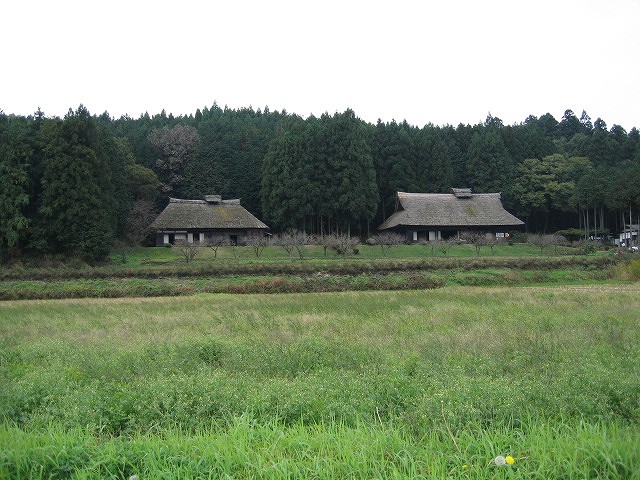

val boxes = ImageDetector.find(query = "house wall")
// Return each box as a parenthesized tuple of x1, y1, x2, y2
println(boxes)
(156, 229, 266, 246)
(394, 226, 517, 243)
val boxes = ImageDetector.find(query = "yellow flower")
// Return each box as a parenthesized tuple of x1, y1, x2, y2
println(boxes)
(462, 464, 468, 469)
(506, 455, 515, 465)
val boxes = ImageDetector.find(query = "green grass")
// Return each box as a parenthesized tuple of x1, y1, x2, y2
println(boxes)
(2, 418, 638, 479)
(1, 286, 639, 478)
(115, 243, 582, 267)
(0, 264, 620, 300)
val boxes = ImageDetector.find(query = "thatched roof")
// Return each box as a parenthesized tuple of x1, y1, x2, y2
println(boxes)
(379, 190, 524, 230)
(151, 197, 268, 230)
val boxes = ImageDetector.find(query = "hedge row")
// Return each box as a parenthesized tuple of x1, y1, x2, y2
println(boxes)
(1, 255, 619, 281)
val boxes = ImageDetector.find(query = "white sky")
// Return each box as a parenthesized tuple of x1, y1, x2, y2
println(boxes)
(2, 0, 639, 130)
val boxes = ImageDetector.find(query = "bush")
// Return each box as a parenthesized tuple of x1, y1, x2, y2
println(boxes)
(629, 259, 640, 281)
(508, 231, 528, 243)
(576, 240, 598, 255)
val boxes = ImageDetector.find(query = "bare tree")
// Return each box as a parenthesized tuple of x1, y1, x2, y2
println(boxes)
(206, 236, 226, 258)
(173, 239, 200, 263)
(529, 233, 567, 254)
(330, 233, 360, 256)
(370, 232, 404, 256)
(246, 233, 268, 258)
(314, 234, 335, 257)
(430, 239, 456, 257)
(275, 231, 309, 260)
(114, 199, 157, 264)
(126, 199, 157, 246)
(292, 231, 309, 260)
(460, 231, 487, 256)
(485, 235, 504, 255)
(149, 125, 199, 194)
(275, 232, 296, 259)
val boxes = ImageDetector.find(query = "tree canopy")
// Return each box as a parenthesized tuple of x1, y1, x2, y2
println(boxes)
(0, 103, 638, 262)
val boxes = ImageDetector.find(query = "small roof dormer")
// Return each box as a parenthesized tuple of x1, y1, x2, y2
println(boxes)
(452, 188, 473, 198)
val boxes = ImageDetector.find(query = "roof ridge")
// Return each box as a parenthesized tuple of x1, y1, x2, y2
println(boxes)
(169, 198, 206, 204)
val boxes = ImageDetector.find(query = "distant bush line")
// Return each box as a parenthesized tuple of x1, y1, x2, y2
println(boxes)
(0, 255, 619, 282)
(0, 261, 622, 301)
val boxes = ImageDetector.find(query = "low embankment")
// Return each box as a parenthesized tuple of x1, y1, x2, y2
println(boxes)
(0, 255, 624, 300)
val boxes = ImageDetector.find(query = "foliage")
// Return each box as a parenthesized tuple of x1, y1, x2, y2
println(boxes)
(576, 239, 598, 255)
(2, 104, 640, 264)
(38, 106, 116, 261)
(511, 154, 591, 231)
(126, 200, 157, 246)
(261, 110, 378, 234)
(555, 228, 585, 242)
(0, 113, 31, 262)
(148, 124, 199, 194)
(629, 259, 640, 281)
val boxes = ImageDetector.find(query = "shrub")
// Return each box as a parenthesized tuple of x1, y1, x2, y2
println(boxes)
(576, 240, 598, 255)
(629, 259, 640, 281)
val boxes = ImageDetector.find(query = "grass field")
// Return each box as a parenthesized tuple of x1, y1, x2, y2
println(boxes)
(113, 243, 582, 267)
(5, 243, 592, 275)
(1, 242, 624, 300)
(1, 285, 639, 478)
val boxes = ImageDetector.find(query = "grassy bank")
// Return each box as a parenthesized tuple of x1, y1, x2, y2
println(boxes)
(0, 263, 619, 300)
(2, 244, 618, 281)
(1, 286, 639, 477)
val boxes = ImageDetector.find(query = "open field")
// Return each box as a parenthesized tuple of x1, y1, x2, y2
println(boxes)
(112, 243, 583, 267)
(3, 243, 613, 279)
(0, 243, 625, 300)
(1, 285, 639, 478)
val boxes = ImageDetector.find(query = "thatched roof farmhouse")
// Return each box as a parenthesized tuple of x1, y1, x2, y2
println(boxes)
(151, 195, 268, 246)
(378, 189, 523, 242)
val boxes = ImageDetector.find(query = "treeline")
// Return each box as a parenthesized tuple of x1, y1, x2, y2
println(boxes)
(1, 104, 639, 262)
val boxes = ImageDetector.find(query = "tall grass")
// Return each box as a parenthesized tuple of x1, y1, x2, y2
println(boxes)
(2, 417, 638, 479)
(1, 286, 639, 478)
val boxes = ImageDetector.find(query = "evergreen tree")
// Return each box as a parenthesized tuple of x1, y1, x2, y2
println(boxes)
(466, 129, 512, 192)
(39, 106, 114, 261)
(372, 120, 417, 221)
(0, 113, 31, 261)
(416, 125, 453, 193)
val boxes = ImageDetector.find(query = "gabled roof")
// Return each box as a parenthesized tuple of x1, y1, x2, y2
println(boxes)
(379, 190, 524, 230)
(151, 197, 268, 230)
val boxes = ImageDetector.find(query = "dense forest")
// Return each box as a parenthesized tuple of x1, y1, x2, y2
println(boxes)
(1, 104, 639, 262)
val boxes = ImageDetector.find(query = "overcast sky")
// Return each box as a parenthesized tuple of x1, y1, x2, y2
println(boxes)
(2, 0, 639, 130)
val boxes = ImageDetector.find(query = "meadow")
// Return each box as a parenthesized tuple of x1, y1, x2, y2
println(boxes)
(1, 285, 639, 478)
(0, 243, 623, 300)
